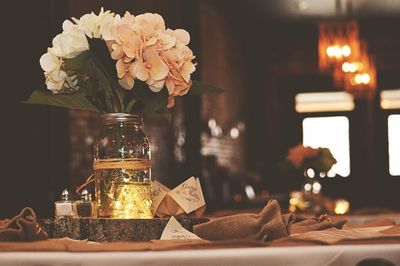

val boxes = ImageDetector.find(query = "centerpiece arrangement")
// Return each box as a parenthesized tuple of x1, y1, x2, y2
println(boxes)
(284, 144, 337, 213)
(26, 8, 220, 219)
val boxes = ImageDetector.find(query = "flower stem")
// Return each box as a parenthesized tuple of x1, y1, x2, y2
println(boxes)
(91, 54, 125, 112)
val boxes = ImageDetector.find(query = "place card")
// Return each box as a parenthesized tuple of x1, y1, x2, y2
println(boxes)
(152, 180, 170, 212)
(152, 177, 206, 218)
(160, 216, 201, 240)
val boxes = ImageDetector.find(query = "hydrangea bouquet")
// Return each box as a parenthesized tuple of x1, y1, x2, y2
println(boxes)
(26, 8, 220, 118)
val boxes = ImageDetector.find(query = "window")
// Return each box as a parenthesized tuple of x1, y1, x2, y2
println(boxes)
(302, 116, 350, 177)
(295, 92, 354, 113)
(381, 89, 400, 110)
(388, 114, 400, 176)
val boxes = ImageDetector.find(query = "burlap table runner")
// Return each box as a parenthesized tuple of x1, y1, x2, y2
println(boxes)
(193, 200, 346, 241)
(0, 208, 47, 242)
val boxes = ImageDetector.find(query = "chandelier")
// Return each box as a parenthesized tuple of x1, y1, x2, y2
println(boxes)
(318, 20, 361, 71)
(318, 20, 377, 99)
(343, 51, 377, 99)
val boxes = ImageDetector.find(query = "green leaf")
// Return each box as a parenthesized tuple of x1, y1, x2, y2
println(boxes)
(63, 46, 123, 112)
(92, 65, 116, 112)
(88, 39, 126, 112)
(133, 81, 169, 113)
(142, 89, 168, 112)
(88, 38, 118, 79)
(77, 75, 99, 96)
(24, 90, 99, 112)
(125, 98, 137, 113)
(187, 80, 223, 95)
(63, 51, 101, 97)
(63, 51, 92, 72)
(156, 107, 172, 123)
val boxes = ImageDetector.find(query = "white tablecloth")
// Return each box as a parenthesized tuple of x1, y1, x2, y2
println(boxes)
(1, 244, 400, 266)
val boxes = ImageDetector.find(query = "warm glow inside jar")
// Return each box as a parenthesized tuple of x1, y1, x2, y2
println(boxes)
(94, 113, 152, 219)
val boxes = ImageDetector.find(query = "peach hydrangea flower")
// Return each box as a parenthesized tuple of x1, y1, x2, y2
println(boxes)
(156, 31, 176, 51)
(110, 12, 139, 61)
(114, 24, 144, 61)
(106, 11, 196, 98)
(162, 46, 196, 96)
(166, 29, 190, 46)
(116, 59, 136, 90)
(135, 13, 166, 32)
(135, 48, 169, 91)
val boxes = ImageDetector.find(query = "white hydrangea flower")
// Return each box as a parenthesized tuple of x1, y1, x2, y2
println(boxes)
(49, 20, 89, 59)
(39, 52, 67, 93)
(40, 52, 62, 73)
(73, 8, 120, 41)
(99, 11, 121, 41)
(73, 12, 100, 38)
(46, 70, 68, 93)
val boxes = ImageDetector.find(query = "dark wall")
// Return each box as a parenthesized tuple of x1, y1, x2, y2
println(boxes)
(1, 1, 70, 218)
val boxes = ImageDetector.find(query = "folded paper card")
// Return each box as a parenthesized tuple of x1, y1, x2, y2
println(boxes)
(152, 176, 206, 218)
(160, 216, 202, 240)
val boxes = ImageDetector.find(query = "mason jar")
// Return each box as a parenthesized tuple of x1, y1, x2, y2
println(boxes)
(94, 113, 152, 219)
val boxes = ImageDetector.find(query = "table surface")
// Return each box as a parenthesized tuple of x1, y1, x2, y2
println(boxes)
(344, 213, 400, 225)
(2, 213, 400, 266)
(1, 244, 400, 266)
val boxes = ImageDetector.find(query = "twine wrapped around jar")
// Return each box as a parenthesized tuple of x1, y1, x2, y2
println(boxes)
(76, 158, 152, 194)
(93, 158, 152, 170)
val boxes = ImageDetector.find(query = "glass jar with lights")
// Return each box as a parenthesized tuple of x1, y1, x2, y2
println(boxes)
(94, 113, 152, 219)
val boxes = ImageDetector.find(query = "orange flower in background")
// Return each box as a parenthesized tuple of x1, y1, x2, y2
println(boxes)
(285, 144, 337, 173)
(286, 145, 319, 168)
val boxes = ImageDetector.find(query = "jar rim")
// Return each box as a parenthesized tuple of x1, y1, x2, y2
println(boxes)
(101, 113, 142, 125)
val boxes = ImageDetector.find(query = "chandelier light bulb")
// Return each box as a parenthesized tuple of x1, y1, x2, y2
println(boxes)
(333, 46, 342, 58)
(341, 45, 351, 57)
(342, 62, 351, 72)
(349, 64, 357, 72)
(326, 46, 342, 58)
(342, 62, 360, 73)
(362, 73, 371, 84)
(326, 45, 351, 59)
(355, 74, 363, 84)
(326, 46, 335, 57)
